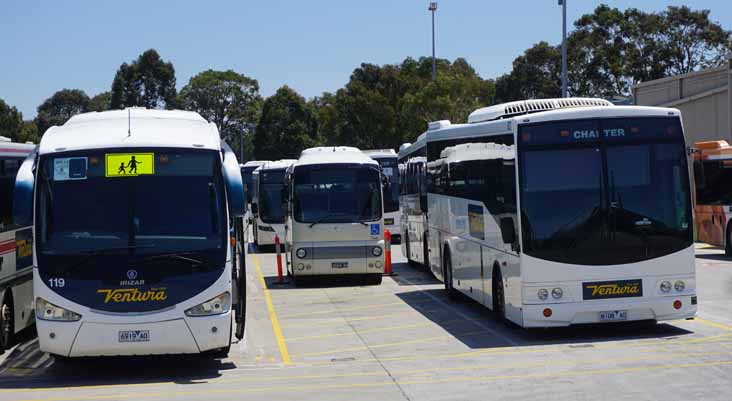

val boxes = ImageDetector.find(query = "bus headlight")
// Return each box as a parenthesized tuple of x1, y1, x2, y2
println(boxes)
(371, 246, 383, 257)
(551, 287, 563, 299)
(296, 248, 308, 259)
(660, 281, 672, 293)
(674, 280, 685, 292)
(36, 298, 81, 322)
(185, 292, 231, 317)
(537, 289, 549, 300)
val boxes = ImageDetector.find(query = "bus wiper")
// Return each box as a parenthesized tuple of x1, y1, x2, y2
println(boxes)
(134, 252, 219, 271)
(55, 245, 155, 277)
(309, 213, 343, 228)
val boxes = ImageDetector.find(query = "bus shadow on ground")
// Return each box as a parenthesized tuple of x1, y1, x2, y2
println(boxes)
(0, 333, 236, 389)
(695, 253, 731, 262)
(388, 262, 442, 286)
(247, 243, 284, 254)
(395, 286, 694, 350)
(262, 274, 381, 290)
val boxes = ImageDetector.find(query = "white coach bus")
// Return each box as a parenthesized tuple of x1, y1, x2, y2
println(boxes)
(251, 159, 296, 247)
(285, 147, 385, 285)
(0, 138, 35, 353)
(399, 98, 697, 327)
(22, 108, 246, 357)
(363, 149, 401, 243)
(240, 160, 267, 207)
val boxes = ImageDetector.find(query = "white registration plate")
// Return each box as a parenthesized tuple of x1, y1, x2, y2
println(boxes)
(119, 330, 150, 342)
(332, 262, 348, 269)
(599, 310, 627, 322)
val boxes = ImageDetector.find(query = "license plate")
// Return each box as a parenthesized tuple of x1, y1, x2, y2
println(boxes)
(332, 262, 348, 269)
(384, 218, 394, 225)
(599, 310, 627, 322)
(119, 330, 150, 342)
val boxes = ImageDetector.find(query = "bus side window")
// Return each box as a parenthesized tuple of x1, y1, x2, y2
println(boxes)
(693, 160, 705, 190)
(0, 158, 21, 232)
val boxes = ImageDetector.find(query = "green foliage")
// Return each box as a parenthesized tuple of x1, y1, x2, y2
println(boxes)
(495, 42, 561, 103)
(34, 89, 90, 134)
(19, 121, 40, 143)
(89, 91, 112, 112)
(254, 86, 320, 160)
(314, 57, 495, 146)
(179, 70, 262, 160)
(110, 49, 177, 110)
(0, 98, 24, 141)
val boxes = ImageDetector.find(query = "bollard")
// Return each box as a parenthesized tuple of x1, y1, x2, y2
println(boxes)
(383, 229, 393, 276)
(275, 234, 284, 283)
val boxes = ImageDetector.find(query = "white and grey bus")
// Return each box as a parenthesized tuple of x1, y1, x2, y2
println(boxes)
(363, 149, 401, 243)
(22, 108, 246, 357)
(285, 147, 385, 285)
(240, 160, 267, 208)
(0, 138, 35, 353)
(251, 159, 296, 247)
(399, 98, 697, 327)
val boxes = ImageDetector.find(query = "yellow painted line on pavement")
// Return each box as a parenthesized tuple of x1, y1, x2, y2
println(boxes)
(252, 253, 291, 365)
(693, 317, 732, 331)
(9, 359, 732, 401)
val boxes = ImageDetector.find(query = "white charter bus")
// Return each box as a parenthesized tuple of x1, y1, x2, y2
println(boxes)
(285, 147, 385, 285)
(25, 109, 247, 357)
(0, 138, 35, 353)
(363, 149, 401, 243)
(251, 159, 296, 247)
(399, 98, 697, 327)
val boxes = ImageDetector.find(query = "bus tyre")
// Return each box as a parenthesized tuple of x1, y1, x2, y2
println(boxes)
(492, 267, 506, 323)
(726, 224, 732, 256)
(0, 295, 14, 351)
(443, 250, 457, 300)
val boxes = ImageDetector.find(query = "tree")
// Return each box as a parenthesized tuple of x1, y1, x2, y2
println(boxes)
(662, 6, 731, 74)
(34, 89, 90, 134)
(110, 49, 177, 110)
(179, 70, 262, 158)
(495, 42, 561, 103)
(254, 86, 319, 160)
(89, 91, 112, 112)
(0, 99, 23, 141)
(19, 121, 40, 143)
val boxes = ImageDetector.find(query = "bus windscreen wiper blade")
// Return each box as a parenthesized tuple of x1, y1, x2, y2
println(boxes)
(55, 245, 155, 277)
(134, 251, 218, 271)
(309, 213, 341, 228)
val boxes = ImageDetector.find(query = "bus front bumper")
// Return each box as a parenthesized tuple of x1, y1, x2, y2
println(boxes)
(521, 295, 697, 328)
(37, 312, 232, 357)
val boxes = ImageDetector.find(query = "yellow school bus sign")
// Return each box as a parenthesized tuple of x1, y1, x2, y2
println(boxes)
(105, 153, 155, 177)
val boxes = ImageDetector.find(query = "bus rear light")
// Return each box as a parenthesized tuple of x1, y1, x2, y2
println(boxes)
(543, 308, 552, 317)
(673, 300, 682, 310)
(537, 289, 549, 300)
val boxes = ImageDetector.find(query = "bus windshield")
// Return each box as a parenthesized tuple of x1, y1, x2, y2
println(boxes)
(373, 157, 399, 213)
(37, 149, 227, 260)
(518, 117, 692, 265)
(293, 164, 382, 224)
(259, 169, 286, 224)
(241, 166, 258, 203)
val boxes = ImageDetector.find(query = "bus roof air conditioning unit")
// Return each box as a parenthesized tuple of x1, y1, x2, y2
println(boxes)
(468, 98, 614, 124)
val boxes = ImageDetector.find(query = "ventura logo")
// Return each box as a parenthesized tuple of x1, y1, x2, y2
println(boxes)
(582, 279, 642, 300)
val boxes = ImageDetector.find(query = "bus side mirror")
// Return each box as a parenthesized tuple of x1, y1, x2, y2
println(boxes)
(221, 141, 246, 217)
(12, 148, 37, 227)
(500, 217, 517, 245)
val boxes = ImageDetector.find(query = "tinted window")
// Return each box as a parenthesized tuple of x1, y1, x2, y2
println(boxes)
(258, 169, 286, 223)
(0, 157, 24, 230)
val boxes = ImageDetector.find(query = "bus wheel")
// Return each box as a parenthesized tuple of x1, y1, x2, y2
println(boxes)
(726, 224, 732, 256)
(443, 249, 457, 300)
(0, 295, 14, 351)
(492, 266, 506, 322)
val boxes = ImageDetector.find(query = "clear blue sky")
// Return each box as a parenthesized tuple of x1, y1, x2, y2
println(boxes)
(1, 1, 730, 118)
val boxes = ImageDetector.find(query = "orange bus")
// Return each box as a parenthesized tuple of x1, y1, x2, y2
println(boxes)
(693, 140, 732, 252)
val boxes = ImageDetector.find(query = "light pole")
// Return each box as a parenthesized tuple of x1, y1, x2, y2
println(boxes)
(559, 0, 568, 97)
(429, 2, 438, 82)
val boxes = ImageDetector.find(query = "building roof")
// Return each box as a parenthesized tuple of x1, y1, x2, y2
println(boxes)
(295, 146, 378, 167)
(39, 108, 220, 155)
